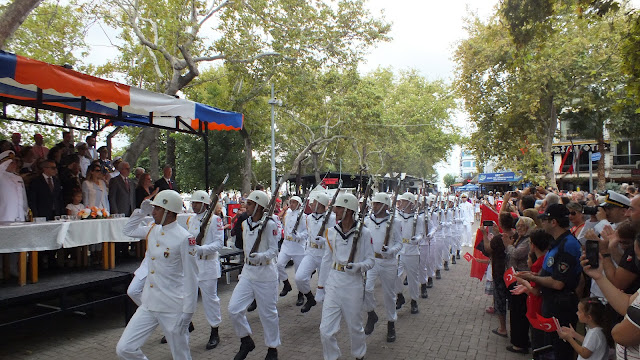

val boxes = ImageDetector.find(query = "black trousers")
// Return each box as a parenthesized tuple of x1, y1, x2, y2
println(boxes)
(542, 292, 578, 360)
(508, 287, 530, 348)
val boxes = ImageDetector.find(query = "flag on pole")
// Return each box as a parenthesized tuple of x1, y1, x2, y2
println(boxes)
(559, 145, 572, 173)
(463, 252, 474, 262)
(503, 266, 517, 287)
(532, 313, 560, 332)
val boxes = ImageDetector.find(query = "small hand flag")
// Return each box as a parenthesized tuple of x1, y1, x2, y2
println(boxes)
(533, 313, 560, 332)
(503, 266, 517, 287)
(463, 252, 474, 262)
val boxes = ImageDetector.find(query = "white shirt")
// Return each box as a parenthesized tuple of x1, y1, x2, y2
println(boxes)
(305, 212, 336, 256)
(282, 208, 307, 255)
(0, 171, 28, 221)
(459, 201, 475, 225)
(364, 213, 402, 261)
(241, 216, 279, 282)
(397, 210, 424, 256)
(122, 210, 198, 314)
(580, 326, 607, 360)
(185, 212, 224, 280)
(318, 222, 375, 288)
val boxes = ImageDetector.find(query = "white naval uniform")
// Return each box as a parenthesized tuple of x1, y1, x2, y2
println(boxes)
(364, 213, 402, 322)
(295, 212, 336, 295)
(185, 212, 224, 328)
(451, 206, 463, 254)
(419, 210, 437, 283)
(116, 210, 199, 360)
(442, 208, 454, 261)
(318, 222, 375, 360)
(277, 208, 307, 283)
(459, 201, 475, 246)
(0, 168, 28, 222)
(395, 211, 424, 301)
(228, 217, 281, 348)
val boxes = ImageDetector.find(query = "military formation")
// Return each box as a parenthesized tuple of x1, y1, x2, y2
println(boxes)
(115, 181, 476, 360)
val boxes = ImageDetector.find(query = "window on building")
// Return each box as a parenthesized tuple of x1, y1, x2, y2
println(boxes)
(462, 161, 473, 168)
(614, 140, 640, 166)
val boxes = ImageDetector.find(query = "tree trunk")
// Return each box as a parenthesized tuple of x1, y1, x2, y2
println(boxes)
(312, 151, 321, 184)
(296, 158, 303, 195)
(166, 131, 176, 168)
(123, 127, 159, 168)
(597, 134, 606, 191)
(149, 136, 159, 181)
(0, 0, 43, 49)
(240, 128, 252, 194)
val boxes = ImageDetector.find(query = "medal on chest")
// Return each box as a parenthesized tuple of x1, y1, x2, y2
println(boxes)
(164, 247, 170, 258)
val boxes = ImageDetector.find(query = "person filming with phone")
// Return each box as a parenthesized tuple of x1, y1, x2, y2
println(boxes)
(517, 203, 582, 359)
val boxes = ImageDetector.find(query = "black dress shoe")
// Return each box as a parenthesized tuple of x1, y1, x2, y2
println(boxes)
(506, 345, 529, 354)
(364, 311, 378, 335)
(279, 280, 292, 297)
(444, 261, 449, 271)
(296, 292, 305, 306)
(395, 293, 405, 310)
(234, 336, 256, 360)
(206, 327, 219, 350)
(265, 347, 278, 360)
(410, 300, 419, 314)
(247, 299, 257, 312)
(386, 321, 396, 342)
(427, 277, 433, 288)
(435, 270, 441, 279)
(451, 256, 457, 264)
(420, 283, 428, 299)
(456, 250, 461, 259)
(301, 292, 317, 313)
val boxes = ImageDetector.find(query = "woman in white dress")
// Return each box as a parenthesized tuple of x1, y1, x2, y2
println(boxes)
(82, 162, 109, 211)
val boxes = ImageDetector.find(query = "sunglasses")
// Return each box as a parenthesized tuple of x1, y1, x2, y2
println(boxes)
(569, 211, 578, 216)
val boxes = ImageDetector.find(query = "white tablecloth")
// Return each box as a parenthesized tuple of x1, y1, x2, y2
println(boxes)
(0, 218, 138, 253)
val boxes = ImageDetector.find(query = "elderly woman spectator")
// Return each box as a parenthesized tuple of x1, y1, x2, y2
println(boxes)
(504, 216, 536, 354)
(82, 161, 109, 210)
(567, 202, 586, 239)
(134, 173, 158, 208)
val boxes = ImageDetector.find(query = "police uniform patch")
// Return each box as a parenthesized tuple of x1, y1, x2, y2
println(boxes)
(188, 237, 196, 246)
(273, 229, 278, 236)
(546, 256, 554, 268)
(558, 262, 569, 273)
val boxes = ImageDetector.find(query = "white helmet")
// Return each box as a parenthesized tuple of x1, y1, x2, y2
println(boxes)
(247, 190, 269, 208)
(428, 194, 437, 203)
(448, 195, 456, 202)
(310, 191, 330, 207)
(399, 192, 416, 204)
(290, 196, 302, 206)
(151, 190, 184, 214)
(191, 190, 210, 204)
(372, 192, 391, 207)
(335, 193, 359, 212)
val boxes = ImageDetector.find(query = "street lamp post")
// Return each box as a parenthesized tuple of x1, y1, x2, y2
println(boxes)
(268, 84, 283, 194)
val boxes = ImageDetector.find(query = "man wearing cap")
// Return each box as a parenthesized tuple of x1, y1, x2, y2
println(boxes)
(116, 190, 198, 360)
(0, 150, 28, 222)
(420, 194, 438, 290)
(318, 192, 374, 360)
(295, 190, 335, 313)
(363, 192, 402, 342)
(181, 190, 224, 350)
(459, 194, 475, 247)
(228, 190, 280, 360)
(32, 134, 48, 161)
(517, 203, 582, 360)
(395, 192, 424, 315)
(277, 195, 308, 306)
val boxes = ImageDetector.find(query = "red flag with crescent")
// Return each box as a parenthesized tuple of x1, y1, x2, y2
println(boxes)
(533, 313, 560, 332)
(463, 252, 474, 262)
(470, 204, 500, 280)
(503, 266, 517, 287)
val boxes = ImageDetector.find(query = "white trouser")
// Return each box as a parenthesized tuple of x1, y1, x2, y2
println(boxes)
(440, 236, 451, 262)
(320, 272, 366, 360)
(461, 223, 472, 246)
(432, 238, 444, 270)
(295, 254, 322, 294)
(199, 278, 221, 327)
(228, 277, 281, 348)
(116, 307, 191, 360)
(396, 254, 420, 300)
(364, 259, 397, 322)
(127, 275, 146, 307)
(419, 244, 436, 282)
(277, 251, 304, 283)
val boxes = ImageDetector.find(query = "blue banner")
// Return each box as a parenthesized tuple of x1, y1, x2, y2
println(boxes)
(477, 172, 522, 184)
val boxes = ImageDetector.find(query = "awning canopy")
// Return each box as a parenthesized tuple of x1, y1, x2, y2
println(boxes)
(477, 171, 522, 184)
(0, 51, 243, 134)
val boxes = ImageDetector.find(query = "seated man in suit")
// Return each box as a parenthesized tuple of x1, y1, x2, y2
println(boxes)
(154, 164, 177, 192)
(28, 159, 63, 220)
(108, 161, 135, 216)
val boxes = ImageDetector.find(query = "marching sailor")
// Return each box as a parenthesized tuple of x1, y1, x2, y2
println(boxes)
(228, 190, 280, 360)
(395, 192, 424, 314)
(363, 192, 402, 342)
(186, 190, 224, 350)
(116, 190, 198, 360)
(319, 193, 375, 360)
(458, 193, 475, 247)
(418, 194, 436, 296)
(277, 196, 308, 305)
(295, 191, 335, 313)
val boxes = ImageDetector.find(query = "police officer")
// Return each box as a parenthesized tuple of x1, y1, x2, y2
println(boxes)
(363, 192, 402, 342)
(295, 191, 335, 313)
(228, 190, 280, 360)
(116, 190, 198, 360)
(395, 192, 424, 314)
(318, 192, 375, 360)
(278, 196, 308, 305)
(186, 190, 224, 350)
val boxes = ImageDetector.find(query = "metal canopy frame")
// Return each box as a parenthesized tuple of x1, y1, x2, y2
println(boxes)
(0, 90, 214, 189)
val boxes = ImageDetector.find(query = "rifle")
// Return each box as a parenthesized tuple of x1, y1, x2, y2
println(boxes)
(422, 182, 429, 237)
(291, 186, 312, 236)
(383, 177, 401, 247)
(250, 176, 285, 254)
(316, 179, 342, 238)
(346, 176, 374, 267)
(196, 174, 229, 246)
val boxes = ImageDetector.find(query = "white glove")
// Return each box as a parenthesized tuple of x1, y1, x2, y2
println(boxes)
(345, 262, 364, 274)
(409, 236, 420, 245)
(249, 252, 267, 264)
(195, 245, 204, 257)
(381, 245, 396, 258)
(175, 312, 193, 333)
(316, 288, 325, 303)
(312, 236, 325, 245)
(140, 199, 154, 216)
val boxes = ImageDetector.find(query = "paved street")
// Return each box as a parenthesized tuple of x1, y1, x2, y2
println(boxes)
(1, 246, 529, 360)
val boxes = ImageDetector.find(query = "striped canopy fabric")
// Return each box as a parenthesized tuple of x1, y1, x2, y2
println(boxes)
(0, 51, 243, 132)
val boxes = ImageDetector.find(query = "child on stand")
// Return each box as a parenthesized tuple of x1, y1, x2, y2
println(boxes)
(557, 297, 612, 360)
(66, 189, 84, 217)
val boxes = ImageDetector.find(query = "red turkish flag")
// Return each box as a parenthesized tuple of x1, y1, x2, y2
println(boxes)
(470, 204, 500, 280)
(534, 313, 560, 332)
(463, 252, 474, 262)
(503, 266, 517, 287)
